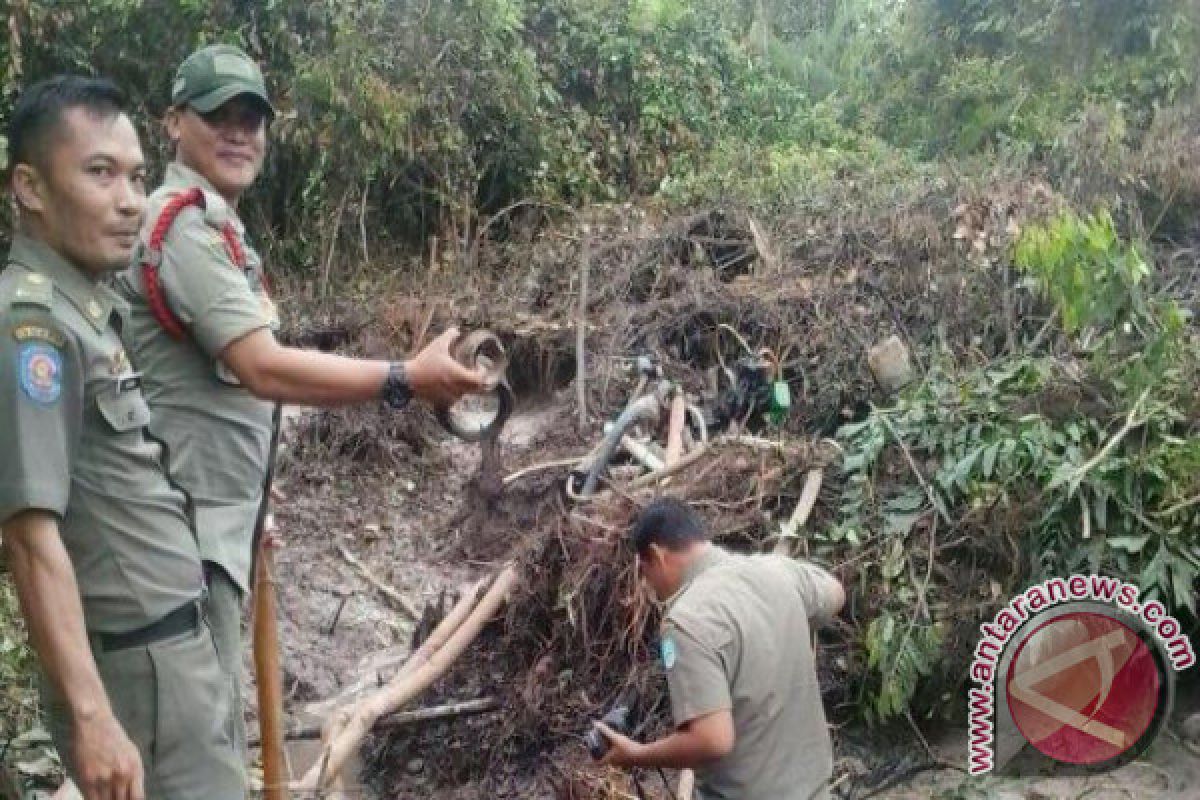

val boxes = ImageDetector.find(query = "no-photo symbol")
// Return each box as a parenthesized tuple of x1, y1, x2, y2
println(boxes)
(1006, 611, 1162, 766)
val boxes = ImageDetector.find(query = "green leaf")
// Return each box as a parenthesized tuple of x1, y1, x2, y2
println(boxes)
(981, 442, 1001, 479)
(1105, 534, 1151, 554)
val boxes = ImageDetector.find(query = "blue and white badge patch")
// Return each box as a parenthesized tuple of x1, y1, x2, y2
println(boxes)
(18, 342, 63, 405)
(661, 635, 677, 670)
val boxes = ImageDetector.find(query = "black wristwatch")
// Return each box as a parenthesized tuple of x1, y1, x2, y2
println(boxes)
(381, 362, 413, 410)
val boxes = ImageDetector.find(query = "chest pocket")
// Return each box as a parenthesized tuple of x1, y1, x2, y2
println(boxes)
(96, 382, 153, 432)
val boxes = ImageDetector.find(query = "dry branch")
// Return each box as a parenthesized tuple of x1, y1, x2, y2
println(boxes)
(251, 698, 499, 746)
(337, 543, 419, 620)
(299, 565, 520, 790)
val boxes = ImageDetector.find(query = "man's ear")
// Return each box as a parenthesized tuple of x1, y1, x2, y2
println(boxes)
(164, 107, 183, 146)
(11, 163, 47, 215)
(646, 543, 669, 570)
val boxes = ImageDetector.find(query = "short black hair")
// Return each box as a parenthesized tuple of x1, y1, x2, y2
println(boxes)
(629, 497, 707, 554)
(7, 75, 127, 174)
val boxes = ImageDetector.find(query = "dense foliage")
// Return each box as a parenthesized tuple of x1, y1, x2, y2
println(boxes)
(6, 1, 1193, 261)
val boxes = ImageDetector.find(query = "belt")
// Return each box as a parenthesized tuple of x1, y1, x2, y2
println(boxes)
(92, 600, 201, 653)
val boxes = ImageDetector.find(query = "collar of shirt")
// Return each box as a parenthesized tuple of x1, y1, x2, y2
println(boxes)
(665, 544, 731, 611)
(162, 162, 246, 237)
(7, 234, 128, 332)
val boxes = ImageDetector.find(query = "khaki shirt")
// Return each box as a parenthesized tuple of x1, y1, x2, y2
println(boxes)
(113, 163, 276, 592)
(0, 235, 206, 633)
(663, 546, 841, 800)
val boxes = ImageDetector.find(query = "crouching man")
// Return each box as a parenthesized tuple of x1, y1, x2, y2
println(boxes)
(597, 497, 845, 800)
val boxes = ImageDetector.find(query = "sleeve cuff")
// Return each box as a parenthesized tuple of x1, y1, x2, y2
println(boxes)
(0, 483, 69, 525)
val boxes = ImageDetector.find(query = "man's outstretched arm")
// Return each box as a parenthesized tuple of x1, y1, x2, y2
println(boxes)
(3, 511, 143, 800)
(219, 327, 486, 408)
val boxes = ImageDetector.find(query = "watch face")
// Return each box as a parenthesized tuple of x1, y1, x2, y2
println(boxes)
(384, 364, 412, 408)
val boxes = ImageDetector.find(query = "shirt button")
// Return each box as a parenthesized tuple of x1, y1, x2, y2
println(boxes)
(87, 300, 104, 318)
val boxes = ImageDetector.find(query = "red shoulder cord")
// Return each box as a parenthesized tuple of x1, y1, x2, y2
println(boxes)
(141, 187, 248, 339)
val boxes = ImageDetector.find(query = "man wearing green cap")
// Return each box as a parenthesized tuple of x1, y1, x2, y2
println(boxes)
(114, 44, 486, 758)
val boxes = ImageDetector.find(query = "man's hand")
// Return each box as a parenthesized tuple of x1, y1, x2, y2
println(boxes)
(72, 711, 144, 800)
(2, 512, 144, 800)
(404, 328, 488, 407)
(594, 710, 735, 770)
(595, 721, 644, 768)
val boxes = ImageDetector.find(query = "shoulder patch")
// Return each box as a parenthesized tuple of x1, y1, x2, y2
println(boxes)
(12, 323, 66, 349)
(10, 273, 53, 309)
(661, 635, 677, 670)
(17, 342, 64, 405)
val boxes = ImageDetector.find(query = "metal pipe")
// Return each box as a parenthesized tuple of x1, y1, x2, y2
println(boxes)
(581, 393, 662, 496)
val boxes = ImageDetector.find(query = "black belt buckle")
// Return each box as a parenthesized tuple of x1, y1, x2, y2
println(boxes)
(95, 600, 200, 653)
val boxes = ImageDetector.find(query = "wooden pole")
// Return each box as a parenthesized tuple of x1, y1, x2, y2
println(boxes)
(664, 392, 687, 466)
(575, 230, 591, 431)
(253, 548, 289, 800)
(773, 468, 823, 556)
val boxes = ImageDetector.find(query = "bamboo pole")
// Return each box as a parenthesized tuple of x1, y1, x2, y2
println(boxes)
(298, 565, 519, 790)
(773, 468, 823, 556)
(664, 393, 687, 467)
(253, 549, 289, 800)
(678, 769, 695, 800)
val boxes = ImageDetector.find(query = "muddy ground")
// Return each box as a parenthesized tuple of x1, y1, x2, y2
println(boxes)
(238, 395, 1200, 800)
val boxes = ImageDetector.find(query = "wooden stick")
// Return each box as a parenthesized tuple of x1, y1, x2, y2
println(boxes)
(502, 455, 586, 486)
(253, 549, 289, 800)
(626, 443, 708, 490)
(337, 543, 419, 620)
(622, 436, 665, 472)
(576, 230, 591, 431)
(773, 469, 823, 556)
(299, 566, 519, 789)
(665, 393, 687, 467)
(678, 769, 695, 800)
(251, 697, 499, 746)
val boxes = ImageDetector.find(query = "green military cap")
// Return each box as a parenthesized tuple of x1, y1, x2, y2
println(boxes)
(172, 44, 275, 119)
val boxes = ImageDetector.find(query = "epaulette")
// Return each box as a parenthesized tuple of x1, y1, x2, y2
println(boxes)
(152, 186, 232, 233)
(9, 272, 54, 309)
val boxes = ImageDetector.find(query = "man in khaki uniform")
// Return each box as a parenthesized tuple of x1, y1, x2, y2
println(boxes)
(113, 44, 485, 754)
(0, 76, 243, 800)
(597, 498, 845, 800)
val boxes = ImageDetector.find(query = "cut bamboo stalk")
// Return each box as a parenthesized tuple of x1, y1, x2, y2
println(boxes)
(253, 549, 289, 800)
(665, 393, 687, 466)
(773, 469, 823, 556)
(678, 768, 695, 800)
(299, 565, 519, 790)
(622, 436, 665, 471)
